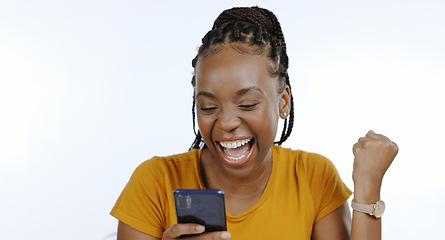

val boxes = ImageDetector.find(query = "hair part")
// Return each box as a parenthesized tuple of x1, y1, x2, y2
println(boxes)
(190, 6, 294, 150)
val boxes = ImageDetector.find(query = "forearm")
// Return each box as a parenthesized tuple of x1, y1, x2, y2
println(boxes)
(350, 130, 398, 240)
(350, 182, 382, 240)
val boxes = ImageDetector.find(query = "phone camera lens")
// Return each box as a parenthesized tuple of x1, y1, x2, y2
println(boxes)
(178, 194, 193, 209)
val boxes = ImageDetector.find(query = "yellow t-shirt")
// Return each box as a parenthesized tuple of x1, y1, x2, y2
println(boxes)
(111, 145, 352, 239)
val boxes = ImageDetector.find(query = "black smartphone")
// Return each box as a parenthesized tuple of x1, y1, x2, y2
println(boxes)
(173, 189, 227, 234)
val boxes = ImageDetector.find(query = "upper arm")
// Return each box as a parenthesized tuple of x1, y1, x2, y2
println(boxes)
(312, 202, 351, 240)
(117, 221, 160, 240)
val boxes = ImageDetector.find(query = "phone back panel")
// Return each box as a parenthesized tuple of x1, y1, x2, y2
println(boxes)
(174, 189, 227, 232)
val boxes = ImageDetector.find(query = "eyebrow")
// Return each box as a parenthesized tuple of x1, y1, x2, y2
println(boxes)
(196, 91, 216, 99)
(236, 86, 264, 96)
(196, 86, 264, 99)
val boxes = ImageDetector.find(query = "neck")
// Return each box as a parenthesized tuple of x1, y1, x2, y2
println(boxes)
(200, 147, 273, 194)
(200, 147, 273, 215)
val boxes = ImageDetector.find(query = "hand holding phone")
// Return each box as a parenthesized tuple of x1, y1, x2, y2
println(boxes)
(173, 189, 227, 234)
(161, 223, 231, 240)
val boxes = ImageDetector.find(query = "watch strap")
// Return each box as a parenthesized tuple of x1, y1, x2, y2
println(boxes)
(351, 200, 374, 215)
(351, 199, 385, 219)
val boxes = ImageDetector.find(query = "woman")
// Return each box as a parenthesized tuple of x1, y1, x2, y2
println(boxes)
(111, 6, 398, 240)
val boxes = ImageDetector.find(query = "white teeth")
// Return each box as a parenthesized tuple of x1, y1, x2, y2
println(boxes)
(219, 138, 251, 149)
(227, 153, 247, 162)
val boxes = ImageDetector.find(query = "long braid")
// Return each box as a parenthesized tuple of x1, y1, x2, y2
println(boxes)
(255, 7, 294, 145)
(190, 6, 294, 149)
(190, 98, 200, 149)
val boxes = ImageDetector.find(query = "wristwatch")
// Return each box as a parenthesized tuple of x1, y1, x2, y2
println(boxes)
(351, 200, 385, 219)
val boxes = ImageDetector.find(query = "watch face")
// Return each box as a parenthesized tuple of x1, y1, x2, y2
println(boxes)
(374, 201, 385, 218)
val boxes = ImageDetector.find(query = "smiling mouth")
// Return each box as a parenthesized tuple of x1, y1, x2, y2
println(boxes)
(217, 138, 254, 165)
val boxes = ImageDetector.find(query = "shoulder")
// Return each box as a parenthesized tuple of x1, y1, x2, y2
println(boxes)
(136, 149, 200, 170)
(273, 145, 341, 184)
(130, 149, 201, 182)
(273, 145, 334, 171)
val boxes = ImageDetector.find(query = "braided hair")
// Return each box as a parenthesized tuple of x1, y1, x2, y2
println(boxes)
(190, 6, 294, 149)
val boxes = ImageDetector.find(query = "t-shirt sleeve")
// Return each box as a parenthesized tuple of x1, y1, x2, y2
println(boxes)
(110, 157, 167, 238)
(303, 152, 352, 222)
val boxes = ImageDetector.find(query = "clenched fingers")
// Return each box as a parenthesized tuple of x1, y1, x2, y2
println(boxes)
(162, 224, 231, 240)
(352, 130, 398, 184)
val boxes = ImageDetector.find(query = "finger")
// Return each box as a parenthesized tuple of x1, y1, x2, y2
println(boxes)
(371, 131, 394, 145)
(391, 141, 399, 154)
(163, 224, 205, 239)
(354, 137, 368, 151)
(352, 142, 359, 155)
(191, 231, 231, 240)
(352, 141, 363, 155)
(391, 140, 397, 148)
(367, 130, 393, 141)
(366, 130, 377, 138)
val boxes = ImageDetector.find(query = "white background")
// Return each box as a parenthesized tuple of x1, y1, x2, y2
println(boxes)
(1, 0, 444, 239)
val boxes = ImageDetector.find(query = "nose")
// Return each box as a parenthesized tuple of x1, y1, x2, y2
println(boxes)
(216, 109, 241, 132)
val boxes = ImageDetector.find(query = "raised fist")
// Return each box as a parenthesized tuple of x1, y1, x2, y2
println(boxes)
(352, 130, 399, 186)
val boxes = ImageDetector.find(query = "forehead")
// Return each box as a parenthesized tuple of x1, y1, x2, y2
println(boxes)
(195, 45, 276, 93)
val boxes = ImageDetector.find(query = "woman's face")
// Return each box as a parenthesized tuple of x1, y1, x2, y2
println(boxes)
(195, 44, 290, 173)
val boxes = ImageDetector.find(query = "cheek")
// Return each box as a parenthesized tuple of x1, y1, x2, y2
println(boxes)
(248, 105, 279, 138)
(197, 115, 213, 139)
(196, 103, 280, 142)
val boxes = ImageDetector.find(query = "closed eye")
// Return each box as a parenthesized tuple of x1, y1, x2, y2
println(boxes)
(200, 107, 217, 112)
(239, 103, 259, 109)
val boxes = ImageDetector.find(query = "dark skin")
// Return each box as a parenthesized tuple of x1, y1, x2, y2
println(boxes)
(195, 45, 286, 216)
(116, 45, 398, 240)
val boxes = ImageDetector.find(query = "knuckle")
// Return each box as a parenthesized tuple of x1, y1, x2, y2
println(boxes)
(352, 145, 360, 154)
(392, 143, 399, 153)
(361, 140, 370, 147)
(171, 224, 179, 233)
